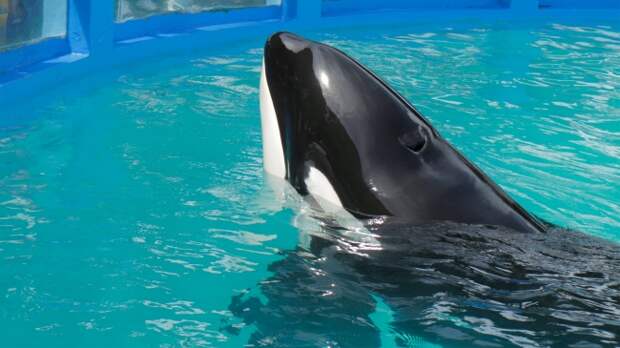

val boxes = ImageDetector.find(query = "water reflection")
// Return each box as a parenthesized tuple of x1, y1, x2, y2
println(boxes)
(0, 0, 66, 51)
(116, 0, 280, 22)
(228, 216, 620, 347)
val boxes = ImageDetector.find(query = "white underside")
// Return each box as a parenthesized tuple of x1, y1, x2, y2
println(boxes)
(305, 167, 344, 211)
(260, 61, 286, 178)
(259, 61, 379, 252)
(305, 167, 381, 251)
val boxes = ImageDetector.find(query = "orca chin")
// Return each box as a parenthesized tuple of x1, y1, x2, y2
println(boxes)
(260, 32, 546, 234)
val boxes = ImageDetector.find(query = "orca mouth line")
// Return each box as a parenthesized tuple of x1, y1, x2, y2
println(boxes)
(260, 31, 546, 234)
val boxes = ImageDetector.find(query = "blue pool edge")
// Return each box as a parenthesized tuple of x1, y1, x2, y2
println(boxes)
(1, 1, 620, 107)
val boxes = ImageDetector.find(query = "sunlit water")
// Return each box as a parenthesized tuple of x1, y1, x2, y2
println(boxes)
(1, 18, 619, 348)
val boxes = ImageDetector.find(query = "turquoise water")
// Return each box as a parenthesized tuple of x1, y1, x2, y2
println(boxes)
(1, 18, 619, 347)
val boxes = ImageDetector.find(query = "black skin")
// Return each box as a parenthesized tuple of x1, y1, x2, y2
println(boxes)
(264, 32, 546, 234)
(224, 33, 620, 347)
(226, 223, 620, 348)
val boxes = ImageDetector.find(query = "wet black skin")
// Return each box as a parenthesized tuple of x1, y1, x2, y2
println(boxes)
(264, 32, 545, 233)
(227, 223, 620, 347)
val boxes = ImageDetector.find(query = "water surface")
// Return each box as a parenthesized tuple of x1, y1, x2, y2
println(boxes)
(1, 18, 619, 347)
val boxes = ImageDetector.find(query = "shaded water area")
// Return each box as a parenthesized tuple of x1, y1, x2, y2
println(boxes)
(1, 18, 619, 347)
(229, 215, 620, 347)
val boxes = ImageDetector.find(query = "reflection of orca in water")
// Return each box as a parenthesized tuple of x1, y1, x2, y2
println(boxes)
(228, 222, 620, 347)
(224, 33, 620, 347)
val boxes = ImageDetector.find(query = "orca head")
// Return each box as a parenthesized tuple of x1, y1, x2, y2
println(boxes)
(260, 32, 544, 233)
(260, 32, 434, 213)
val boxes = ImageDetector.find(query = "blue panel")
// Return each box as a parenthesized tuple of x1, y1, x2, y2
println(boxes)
(0, 36, 69, 76)
(539, 0, 620, 9)
(67, 0, 91, 53)
(1, 0, 620, 106)
(283, 0, 298, 19)
(294, 0, 321, 20)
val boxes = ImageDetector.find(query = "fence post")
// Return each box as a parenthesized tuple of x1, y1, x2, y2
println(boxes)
(511, 0, 539, 11)
(284, 0, 321, 21)
(68, 0, 115, 57)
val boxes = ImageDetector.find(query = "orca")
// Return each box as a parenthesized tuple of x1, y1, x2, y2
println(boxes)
(229, 33, 620, 347)
(260, 32, 545, 234)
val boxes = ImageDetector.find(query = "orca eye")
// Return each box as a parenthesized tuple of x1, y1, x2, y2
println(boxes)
(406, 139, 426, 153)
(399, 128, 427, 154)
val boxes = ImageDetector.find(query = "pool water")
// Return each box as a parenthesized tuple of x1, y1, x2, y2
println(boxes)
(1, 18, 619, 347)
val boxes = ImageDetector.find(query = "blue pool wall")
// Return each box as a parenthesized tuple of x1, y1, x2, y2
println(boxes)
(1, 0, 620, 107)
